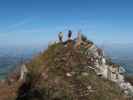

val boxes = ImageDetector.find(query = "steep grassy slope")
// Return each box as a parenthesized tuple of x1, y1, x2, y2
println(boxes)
(16, 43, 129, 100)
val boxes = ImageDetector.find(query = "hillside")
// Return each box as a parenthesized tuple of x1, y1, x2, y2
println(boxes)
(0, 37, 131, 100)
(17, 42, 128, 100)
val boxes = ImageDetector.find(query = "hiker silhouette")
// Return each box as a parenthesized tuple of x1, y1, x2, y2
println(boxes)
(68, 30, 72, 40)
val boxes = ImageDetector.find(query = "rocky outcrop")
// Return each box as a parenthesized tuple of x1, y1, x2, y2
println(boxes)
(77, 37, 133, 96)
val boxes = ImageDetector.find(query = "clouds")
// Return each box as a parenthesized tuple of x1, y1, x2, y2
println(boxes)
(7, 19, 31, 29)
(5, 18, 33, 32)
(0, 17, 34, 40)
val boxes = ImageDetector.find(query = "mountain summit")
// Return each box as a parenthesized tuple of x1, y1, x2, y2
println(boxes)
(0, 32, 132, 100)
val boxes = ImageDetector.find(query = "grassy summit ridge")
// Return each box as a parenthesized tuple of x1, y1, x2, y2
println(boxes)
(16, 43, 128, 100)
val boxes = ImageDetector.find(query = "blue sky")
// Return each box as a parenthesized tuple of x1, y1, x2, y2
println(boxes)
(0, 0, 133, 46)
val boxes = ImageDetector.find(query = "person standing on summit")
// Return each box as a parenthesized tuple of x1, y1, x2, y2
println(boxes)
(68, 30, 72, 40)
(76, 32, 82, 49)
(58, 32, 64, 42)
(67, 30, 73, 48)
